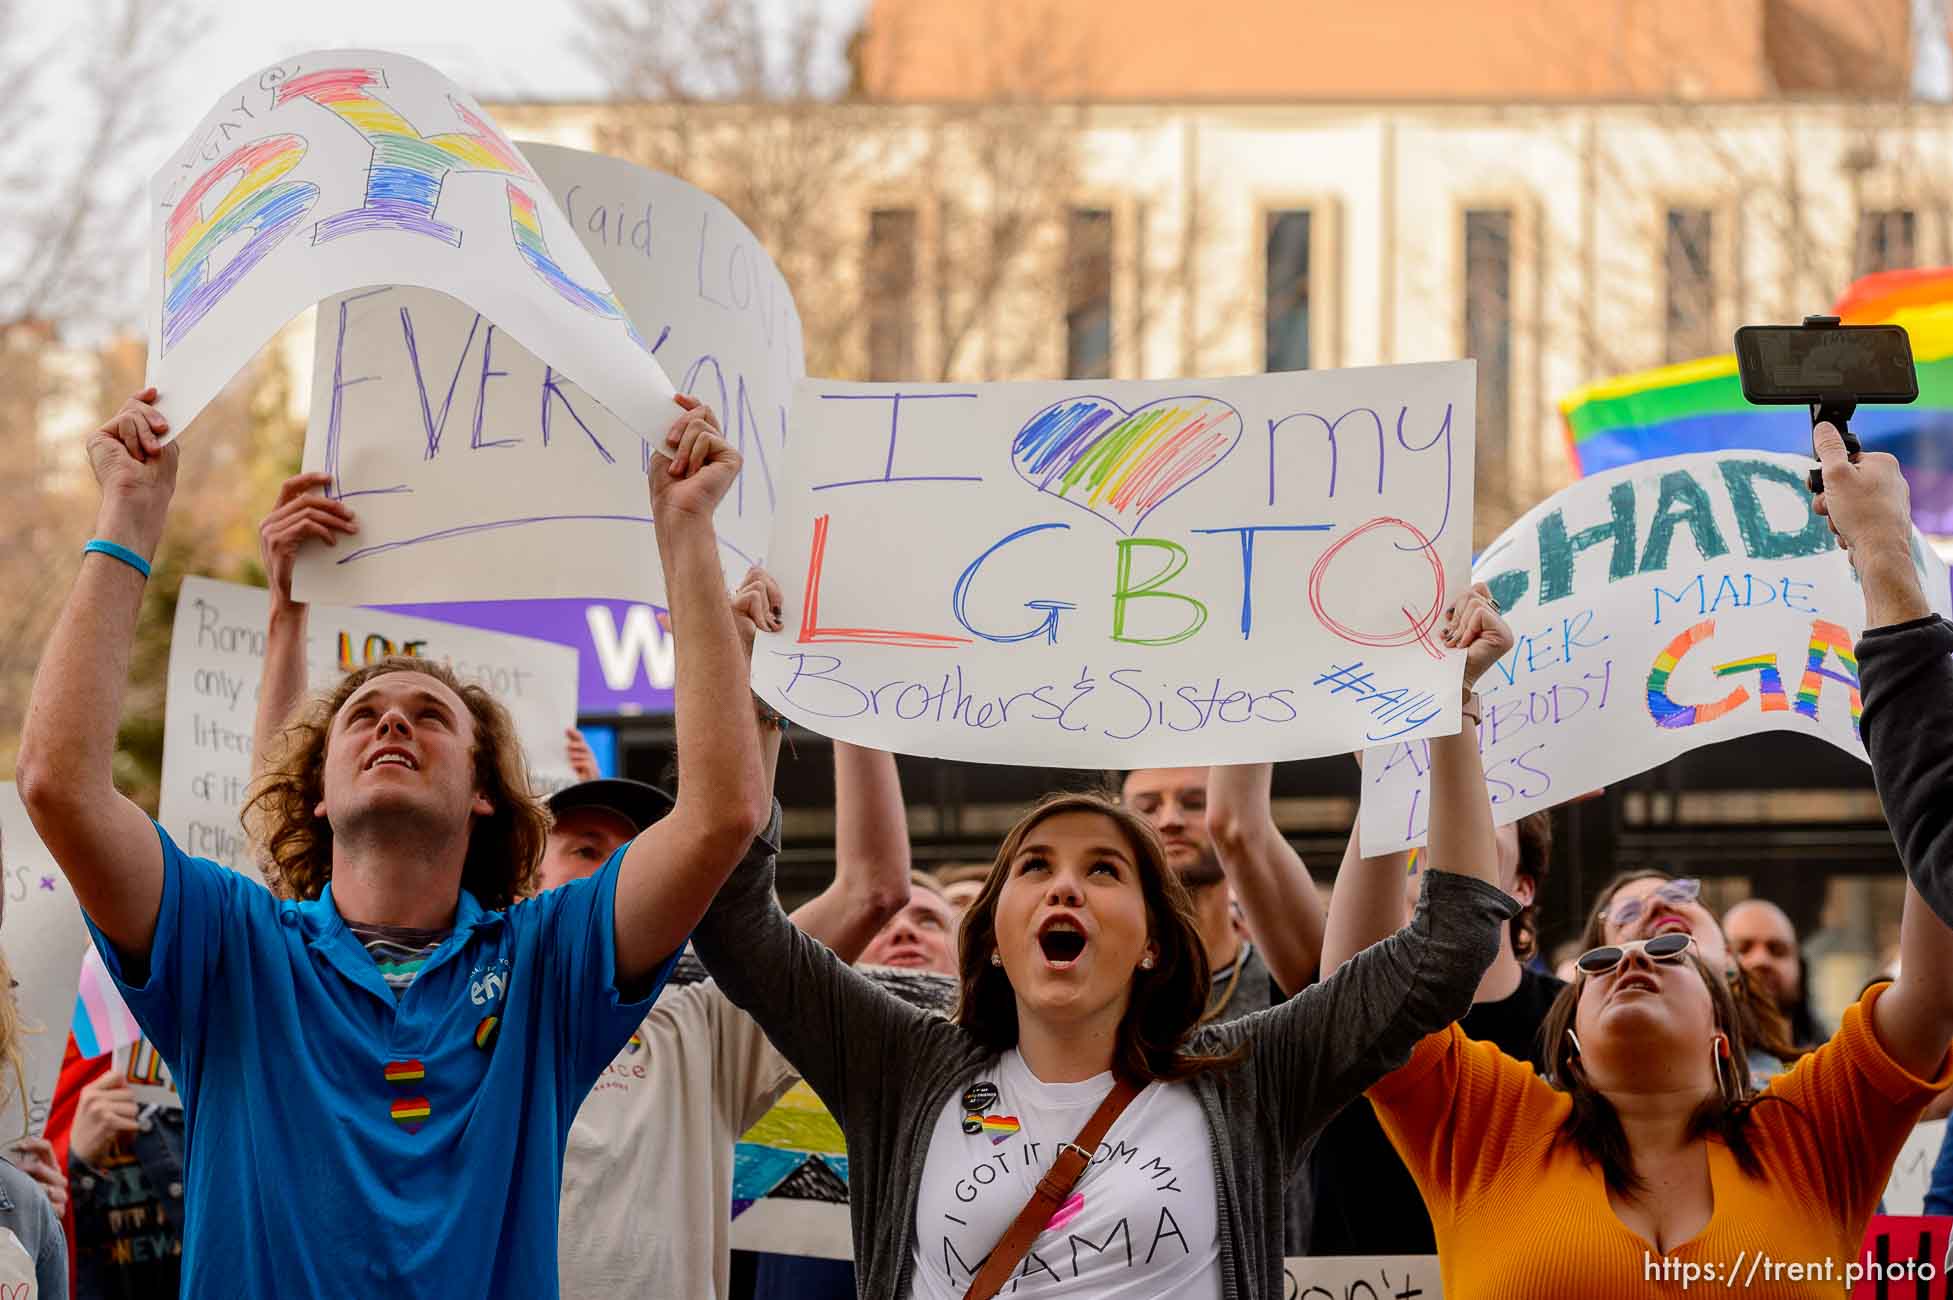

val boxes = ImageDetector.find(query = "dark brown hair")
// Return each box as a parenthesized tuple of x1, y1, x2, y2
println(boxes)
(1580, 869, 1808, 1069)
(1542, 950, 1783, 1196)
(953, 792, 1243, 1084)
(1510, 811, 1552, 959)
(245, 657, 549, 910)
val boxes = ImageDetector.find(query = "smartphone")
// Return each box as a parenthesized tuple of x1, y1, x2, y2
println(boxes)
(1734, 323, 1917, 404)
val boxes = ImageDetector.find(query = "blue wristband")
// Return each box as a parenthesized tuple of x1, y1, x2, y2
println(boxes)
(83, 539, 152, 580)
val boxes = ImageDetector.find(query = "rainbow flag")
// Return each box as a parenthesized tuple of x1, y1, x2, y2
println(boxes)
(72, 946, 141, 1059)
(1560, 268, 1953, 533)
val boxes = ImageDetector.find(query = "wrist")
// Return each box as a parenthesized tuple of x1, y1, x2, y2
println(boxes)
(93, 500, 167, 560)
(268, 592, 309, 625)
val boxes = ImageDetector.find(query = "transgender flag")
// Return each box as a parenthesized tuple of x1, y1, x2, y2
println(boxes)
(72, 946, 140, 1059)
(1560, 268, 1953, 535)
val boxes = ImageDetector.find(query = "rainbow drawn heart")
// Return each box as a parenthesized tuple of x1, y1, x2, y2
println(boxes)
(1010, 395, 1243, 535)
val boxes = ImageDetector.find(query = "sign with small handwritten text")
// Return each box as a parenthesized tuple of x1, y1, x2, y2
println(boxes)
(1358, 450, 1951, 854)
(0, 783, 88, 1138)
(751, 364, 1476, 767)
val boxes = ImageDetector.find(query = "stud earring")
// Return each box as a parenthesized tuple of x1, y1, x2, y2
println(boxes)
(989, 951, 1002, 967)
(1140, 956, 1155, 970)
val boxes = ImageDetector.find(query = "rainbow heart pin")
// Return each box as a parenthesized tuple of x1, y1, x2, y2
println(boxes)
(390, 1096, 431, 1133)
(1010, 395, 1244, 535)
(977, 1113, 1020, 1145)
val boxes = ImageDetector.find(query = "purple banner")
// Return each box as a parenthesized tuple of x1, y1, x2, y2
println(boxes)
(377, 599, 675, 717)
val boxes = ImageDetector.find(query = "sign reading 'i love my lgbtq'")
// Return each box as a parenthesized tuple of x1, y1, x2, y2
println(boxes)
(753, 364, 1477, 768)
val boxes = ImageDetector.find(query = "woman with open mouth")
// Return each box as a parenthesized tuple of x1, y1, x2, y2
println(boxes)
(691, 584, 1519, 1299)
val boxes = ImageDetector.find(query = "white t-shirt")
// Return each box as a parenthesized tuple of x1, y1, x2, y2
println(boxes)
(909, 1049, 1222, 1299)
(558, 977, 798, 1300)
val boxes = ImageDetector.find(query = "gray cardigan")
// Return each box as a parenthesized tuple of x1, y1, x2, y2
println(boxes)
(693, 821, 1514, 1300)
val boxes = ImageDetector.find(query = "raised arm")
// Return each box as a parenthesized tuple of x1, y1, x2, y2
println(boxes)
(1320, 583, 1512, 974)
(692, 806, 955, 1126)
(1206, 763, 1323, 993)
(1813, 425, 1953, 1073)
(613, 397, 768, 983)
(788, 742, 912, 962)
(16, 392, 179, 958)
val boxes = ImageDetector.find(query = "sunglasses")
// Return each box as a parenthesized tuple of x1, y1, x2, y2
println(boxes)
(1603, 878, 1702, 930)
(1575, 932, 1696, 976)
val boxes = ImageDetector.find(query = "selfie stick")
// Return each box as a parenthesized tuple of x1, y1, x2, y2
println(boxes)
(1801, 315, 1861, 496)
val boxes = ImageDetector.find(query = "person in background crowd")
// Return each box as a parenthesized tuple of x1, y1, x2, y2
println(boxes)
(854, 872, 959, 975)
(1579, 871, 1805, 1085)
(1123, 765, 1323, 1009)
(17, 390, 767, 1297)
(1307, 802, 1562, 1256)
(1724, 898, 1825, 1049)
(1350, 426, 1953, 1298)
(64, 1059, 179, 1300)
(934, 864, 990, 916)
(247, 479, 912, 1299)
(693, 586, 1515, 1299)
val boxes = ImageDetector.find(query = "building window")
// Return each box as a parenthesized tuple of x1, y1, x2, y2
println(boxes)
(1463, 209, 1512, 493)
(1066, 208, 1113, 380)
(865, 208, 918, 381)
(1856, 209, 1917, 276)
(1265, 210, 1311, 371)
(1664, 208, 1716, 363)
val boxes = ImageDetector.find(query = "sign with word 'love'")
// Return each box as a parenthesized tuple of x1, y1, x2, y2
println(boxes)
(149, 50, 670, 438)
(292, 144, 798, 607)
(753, 365, 1476, 767)
(1359, 449, 1951, 854)
(159, 577, 579, 878)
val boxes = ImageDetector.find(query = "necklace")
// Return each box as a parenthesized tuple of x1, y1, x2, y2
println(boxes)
(1198, 942, 1251, 1026)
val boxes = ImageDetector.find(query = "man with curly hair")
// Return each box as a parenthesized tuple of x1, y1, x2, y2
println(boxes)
(16, 389, 770, 1298)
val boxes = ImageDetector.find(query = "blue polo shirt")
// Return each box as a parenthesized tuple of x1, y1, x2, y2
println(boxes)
(84, 822, 673, 1297)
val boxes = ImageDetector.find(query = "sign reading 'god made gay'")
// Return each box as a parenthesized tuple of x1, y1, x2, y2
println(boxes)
(148, 50, 671, 437)
(1358, 449, 1952, 854)
(751, 363, 1477, 768)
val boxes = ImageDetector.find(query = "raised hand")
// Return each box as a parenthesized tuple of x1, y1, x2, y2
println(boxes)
(86, 387, 181, 543)
(649, 395, 742, 525)
(1442, 581, 1515, 691)
(259, 472, 359, 612)
(729, 565, 785, 659)
(564, 728, 600, 782)
(68, 1069, 141, 1169)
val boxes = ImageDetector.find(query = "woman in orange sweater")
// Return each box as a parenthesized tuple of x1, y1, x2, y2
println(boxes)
(1327, 589, 1953, 1298)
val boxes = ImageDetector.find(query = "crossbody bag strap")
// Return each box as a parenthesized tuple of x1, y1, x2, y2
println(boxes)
(960, 1074, 1143, 1300)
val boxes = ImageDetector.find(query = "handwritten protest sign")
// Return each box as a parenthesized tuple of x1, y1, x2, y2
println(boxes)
(1283, 1255, 1443, 1298)
(159, 577, 579, 877)
(149, 51, 671, 437)
(1884, 1119, 1947, 1217)
(0, 785, 89, 1138)
(750, 364, 1476, 767)
(1358, 450, 1952, 854)
(292, 144, 799, 607)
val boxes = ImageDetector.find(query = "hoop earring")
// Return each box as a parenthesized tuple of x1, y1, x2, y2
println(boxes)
(1564, 1028, 1582, 1058)
(1712, 1033, 1739, 1105)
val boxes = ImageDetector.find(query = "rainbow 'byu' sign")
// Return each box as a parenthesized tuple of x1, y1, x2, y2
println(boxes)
(752, 364, 1477, 768)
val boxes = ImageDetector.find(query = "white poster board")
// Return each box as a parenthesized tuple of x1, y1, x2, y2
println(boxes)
(750, 365, 1476, 767)
(1359, 450, 1953, 853)
(1283, 1255, 1443, 1298)
(159, 577, 580, 876)
(0, 785, 89, 1138)
(149, 50, 671, 437)
(292, 145, 799, 607)
(1882, 1118, 1947, 1217)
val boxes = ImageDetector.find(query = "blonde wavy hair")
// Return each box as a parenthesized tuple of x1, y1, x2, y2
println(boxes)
(245, 657, 548, 910)
(0, 831, 34, 1136)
